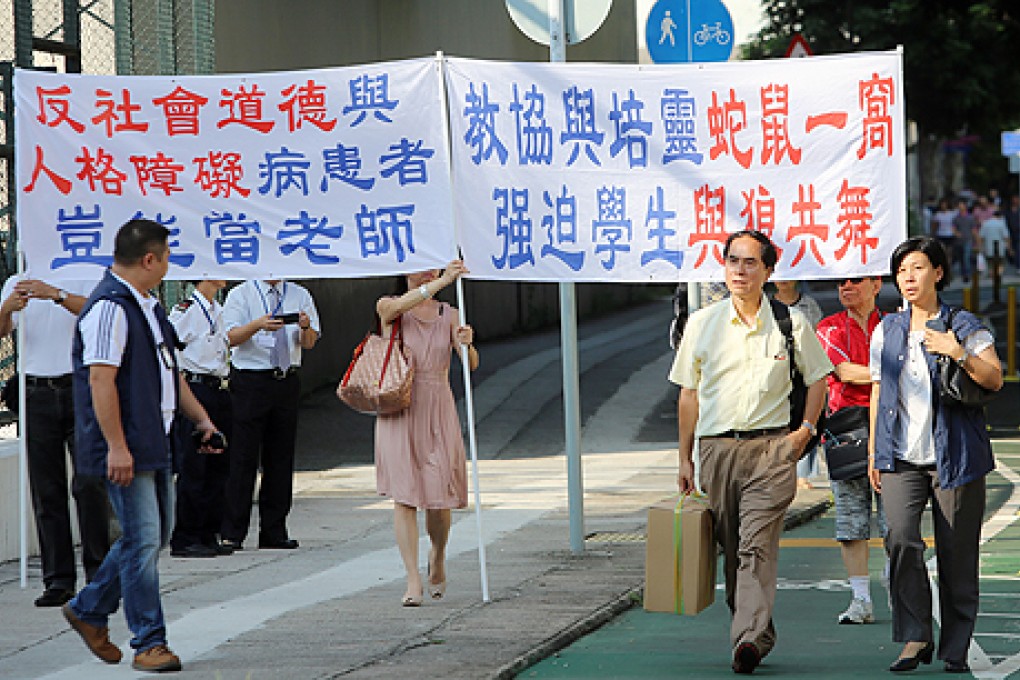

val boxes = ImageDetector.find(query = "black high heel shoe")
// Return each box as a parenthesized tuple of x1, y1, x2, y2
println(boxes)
(888, 642, 934, 672)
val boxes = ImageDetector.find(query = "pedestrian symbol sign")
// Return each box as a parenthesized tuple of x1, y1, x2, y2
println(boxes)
(646, 0, 734, 63)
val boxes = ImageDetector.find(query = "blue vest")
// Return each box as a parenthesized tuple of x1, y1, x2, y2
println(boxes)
(72, 270, 180, 476)
(872, 302, 994, 489)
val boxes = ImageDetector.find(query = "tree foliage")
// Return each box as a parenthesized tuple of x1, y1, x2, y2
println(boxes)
(743, 0, 1020, 139)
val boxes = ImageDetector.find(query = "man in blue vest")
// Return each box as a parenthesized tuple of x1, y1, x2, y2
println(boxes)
(61, 219, 223, 673)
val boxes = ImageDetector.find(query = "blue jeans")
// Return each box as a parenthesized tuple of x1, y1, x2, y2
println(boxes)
(68, 469, 173, 653)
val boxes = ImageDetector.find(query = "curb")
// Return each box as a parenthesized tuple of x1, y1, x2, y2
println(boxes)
(495, 496, 833, 679)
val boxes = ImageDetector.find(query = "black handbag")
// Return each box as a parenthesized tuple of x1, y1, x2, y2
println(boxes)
(822, 405, 870, 481)
(936, 308, 996, 409)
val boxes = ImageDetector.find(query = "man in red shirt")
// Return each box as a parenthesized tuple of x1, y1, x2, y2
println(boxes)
(816, 276, 887, 625)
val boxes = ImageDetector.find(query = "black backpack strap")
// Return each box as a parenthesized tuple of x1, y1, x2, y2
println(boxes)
(768, 298, 796, 381)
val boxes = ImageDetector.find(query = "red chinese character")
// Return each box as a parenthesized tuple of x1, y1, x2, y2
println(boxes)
(279, 80, 337, 132)
(152, 86, 210, 136)
(35, 85, 85, 133)
(706, 89, 753, 169)
(834, 180, 877, 263)
(193, 151, 251, 198)
(75, 146, 127, 195)
(857, 73, 895, 159)
(788, 184, 829, 267)
(23, 145, 73, 194)
(92, 88, 149, 138)
(805, 111, 848, 133)
(218, 85, 275, 133)
(740, 185, 781, 259)
(129, 152, 185, 196)
(760, 84, 802, 166)
(690, 184, 727, 267)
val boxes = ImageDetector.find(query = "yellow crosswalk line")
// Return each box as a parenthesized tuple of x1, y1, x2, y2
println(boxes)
(779, 537, 934, 548)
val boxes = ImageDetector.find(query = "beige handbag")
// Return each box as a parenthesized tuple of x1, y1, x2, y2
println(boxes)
(337, 316, 414, 415)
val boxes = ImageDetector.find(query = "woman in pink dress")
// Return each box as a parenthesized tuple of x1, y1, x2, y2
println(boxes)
(375, 260, 478, 606)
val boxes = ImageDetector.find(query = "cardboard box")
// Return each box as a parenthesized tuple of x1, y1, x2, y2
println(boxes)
(644, 495, 717, 615)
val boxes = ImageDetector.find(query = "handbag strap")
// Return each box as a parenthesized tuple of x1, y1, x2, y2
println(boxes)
(378, 315, 404, 386)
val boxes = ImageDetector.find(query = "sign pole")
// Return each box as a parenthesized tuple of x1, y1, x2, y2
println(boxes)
(548, 0, 585, 556)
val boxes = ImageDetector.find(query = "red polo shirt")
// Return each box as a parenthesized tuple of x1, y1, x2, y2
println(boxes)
(815, 308, 883, 412)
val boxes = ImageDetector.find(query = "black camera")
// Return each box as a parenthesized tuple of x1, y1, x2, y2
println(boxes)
(192, 430, 227, 450)
(273, 312, 300, 324)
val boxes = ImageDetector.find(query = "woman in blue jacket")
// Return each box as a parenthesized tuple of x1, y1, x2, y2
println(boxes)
(868, 236, 1003, 673)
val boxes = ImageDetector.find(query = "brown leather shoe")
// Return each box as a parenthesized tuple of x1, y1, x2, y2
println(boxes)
(132, 644, 182, 672)
(61, 603, 122, 664)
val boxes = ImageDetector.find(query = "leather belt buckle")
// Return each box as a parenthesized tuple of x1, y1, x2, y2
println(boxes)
(218, 377, 229, 390)
(272, 368, 286, 380)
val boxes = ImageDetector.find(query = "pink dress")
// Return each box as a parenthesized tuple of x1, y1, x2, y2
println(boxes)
(375, 302, 468, 509)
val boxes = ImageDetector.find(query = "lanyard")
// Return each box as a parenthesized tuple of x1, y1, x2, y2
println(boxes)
(256, 281, 286, 316)
(192, 292, 216, 335)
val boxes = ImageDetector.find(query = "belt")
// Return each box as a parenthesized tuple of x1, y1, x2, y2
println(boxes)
(235, 367, 299, 380)
(706, 427, 787, 440)
(25, 374, 73, 389)
(182, 370, 229, 390)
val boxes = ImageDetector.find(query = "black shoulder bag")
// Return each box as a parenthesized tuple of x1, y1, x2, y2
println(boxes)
(769, 299, 824, 450)
(936, 307, 997, 408)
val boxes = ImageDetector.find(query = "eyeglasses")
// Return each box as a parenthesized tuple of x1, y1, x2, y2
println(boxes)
(839, 277, 865, 286)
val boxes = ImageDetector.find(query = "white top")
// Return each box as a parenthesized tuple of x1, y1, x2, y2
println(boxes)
(1, 276, 99, 377)
(979, 217, 1010, 258)
(169, 292, 229, 377)
(78, 272, 176, 433)
(222, 280, 321, 370)
(870, 320, 993, 465)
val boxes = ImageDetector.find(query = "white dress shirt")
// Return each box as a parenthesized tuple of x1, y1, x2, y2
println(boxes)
(222, 280, 321, 371)
(169, 292, 229, 377)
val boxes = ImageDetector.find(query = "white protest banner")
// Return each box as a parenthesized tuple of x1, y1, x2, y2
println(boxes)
(14, 58, 454, 282)
(444, 51, 906, 282)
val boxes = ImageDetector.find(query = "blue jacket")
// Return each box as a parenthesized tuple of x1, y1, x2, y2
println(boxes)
(872, 302, 994, 489)
(72, 270, 180, 476)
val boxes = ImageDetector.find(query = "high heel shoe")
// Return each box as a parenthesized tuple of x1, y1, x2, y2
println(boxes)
(428, 579, 446, 600)
(401, 577, 423, 607)
(888, 641, 933, 672)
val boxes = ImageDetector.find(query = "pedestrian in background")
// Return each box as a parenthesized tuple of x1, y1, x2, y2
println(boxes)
(1004, 194, 1019, 268)
(869, 236, 1002, 674)
(0, 276, 111, 607)
(815, 276, 887, 625)
(772, 279, 823, 489)
(929, 198, 957, 273)
(63, 219, 223, 672)
(978, 208, 1012, 277)
(951, 200, 977, 282)
(375, 260, 478, 607)
(220, 279, 320, 551)
(672, 230, 832, 674)
(169, 279, 234, 558)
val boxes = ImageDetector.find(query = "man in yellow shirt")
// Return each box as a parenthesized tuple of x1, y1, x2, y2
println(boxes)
(671, 230, 832, 674)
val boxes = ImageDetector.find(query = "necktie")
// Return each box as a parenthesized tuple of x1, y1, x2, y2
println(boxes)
(269, 287, 291, 371)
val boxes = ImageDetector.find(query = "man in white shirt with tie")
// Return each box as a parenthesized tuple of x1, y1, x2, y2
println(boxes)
(220, 279, 320, 550)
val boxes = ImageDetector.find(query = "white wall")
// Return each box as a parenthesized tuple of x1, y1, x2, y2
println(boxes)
(0, 440, 40, 564)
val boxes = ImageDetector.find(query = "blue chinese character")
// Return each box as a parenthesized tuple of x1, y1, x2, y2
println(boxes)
(204, 211, 262, 265)
(130, 210, 195, 267)
(51, 204, 113, 269)
(278, 210, 343, 265)
(342, 74, 398, 127)
(540, 186, 584, 271)
(379, 138, 434, 186)
(356, 204, 416, 262)
(561, 86, 604, 167)
(640, 187, 683, 269)
(462, 82, 508, 166)
(258, 146, 310, 197)
(591, 186, 632, 270)
(509, 83, 552, 165)
(491, 188, 534, 270)
(321, 144, 375, 192)
(661, 89, 704, 165)
(608, 90, 652, 169)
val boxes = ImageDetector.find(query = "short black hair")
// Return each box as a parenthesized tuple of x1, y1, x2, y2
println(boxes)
(723, 230, 778, 270)
(113, 219, 170, 265)
(890, 236, 950, 292)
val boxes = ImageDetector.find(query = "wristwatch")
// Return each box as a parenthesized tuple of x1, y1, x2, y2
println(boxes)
(53, 289, 68, 305)
(801, 420, 817, 437)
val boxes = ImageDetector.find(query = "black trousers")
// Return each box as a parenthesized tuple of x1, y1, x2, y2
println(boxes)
(220, 370, 300, 544)
(882, 460, 985, 663)
(171, 381, 232, 550)
(25, 380, 111, 590)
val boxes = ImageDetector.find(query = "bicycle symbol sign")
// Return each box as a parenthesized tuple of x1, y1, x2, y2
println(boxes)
(646, 0, 734, 63)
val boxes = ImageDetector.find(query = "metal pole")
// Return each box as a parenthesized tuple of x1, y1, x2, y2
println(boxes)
(16, 254, 26, 588)
(549, 0, 584, 555)
(1007, 286, 1016, 380)
(435, 52, 490, 601)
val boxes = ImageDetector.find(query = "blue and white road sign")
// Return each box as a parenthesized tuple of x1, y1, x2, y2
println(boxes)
(646, 0, 734, 63)
(1001, 131, 1020, 157)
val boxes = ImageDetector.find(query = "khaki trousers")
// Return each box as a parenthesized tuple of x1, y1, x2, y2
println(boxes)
(699, 433, 797, 656)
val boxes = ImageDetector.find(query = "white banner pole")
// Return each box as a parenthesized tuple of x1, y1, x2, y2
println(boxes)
(17, 251, 27, 588)
(436, 52, 490, 603)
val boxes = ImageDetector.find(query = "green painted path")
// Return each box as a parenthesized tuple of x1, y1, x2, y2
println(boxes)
(524, 441, 1020, 679)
